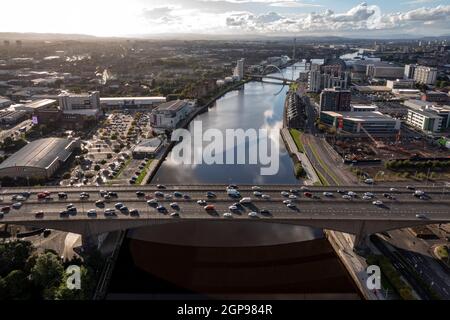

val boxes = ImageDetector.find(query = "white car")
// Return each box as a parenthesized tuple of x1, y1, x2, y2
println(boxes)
(261, 194, 271, 199)
(286, 203, 296, 208)
(147, 199, 158, 204)
(372, 200, 383, 206)
(248, 211, 258, 217)
(253, 191, 262, 196)
(12, 202, 22, 209)
(300, 186, 309, 191)
(164, 194, 172, 199)
(364, 178, 374, 184)
(414, 190, 425, 196)
(389, 187, 397, 192)
(342, 195, 352, 200)
(170, 212, 180, 218)
(223, 212, 233, 218)
(197, 200, 206, 205)
(362, 195, 372, 200)
(251, 186, 261, 190)
(347, 191, 357, 197)
(229, 205, 238, 211)
(283, 199, 292, 204)
(288, 194, 297, 199)
(170, 202, 179, 208)
(281, 191, 289, 197)
(415, 213, 427, 219)
(364, 192, 374, 198)
(323, 192, 333, 197)
(239, 197, 252, 204)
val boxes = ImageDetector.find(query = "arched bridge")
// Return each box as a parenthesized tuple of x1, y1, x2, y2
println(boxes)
(247, 64, 296, 84)
(1, 185, 449, 251)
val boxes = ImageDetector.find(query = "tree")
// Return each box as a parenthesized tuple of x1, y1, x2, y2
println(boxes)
(4, 270, 31, 299)
(94, 164, 101, 171)
(0, 240, 34, 277)
(30, 252, 64, 290)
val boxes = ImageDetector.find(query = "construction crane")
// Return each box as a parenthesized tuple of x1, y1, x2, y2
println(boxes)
(359, 124, 385, 150)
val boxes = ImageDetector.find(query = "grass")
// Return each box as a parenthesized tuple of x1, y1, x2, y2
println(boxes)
(289, 129, 305, 153)
(135, 160, 153, 185)
(435, 245, 449, 259)
(115, 158, 132, 179)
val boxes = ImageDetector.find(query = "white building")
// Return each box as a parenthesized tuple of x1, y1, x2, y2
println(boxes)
(406, 108, 442, 133)
(308, 70, 321, 92)
(150, 100, 193, 130)
(233, 58, 245, 81)
(413, 66, 437, 85)
(58, 91, 102, 118)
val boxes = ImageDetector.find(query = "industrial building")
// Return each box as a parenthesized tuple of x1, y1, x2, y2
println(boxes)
(14, 99, 58, 113)
(0, 138, 80, 180)
(320, 111, 401, 135)
(100, 96, 166, 112)
(319, 88, 351, 112)
(0, 110, 27, 125)
(0, 96, 12, 109)
(150, 100, 193, 130)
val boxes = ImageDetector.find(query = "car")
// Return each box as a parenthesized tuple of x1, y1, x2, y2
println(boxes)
(60, 210, 69, 218)
(170, 202, 179, 209)
(164, 194, 172, 199)
(372, 200, 383, 206)
(283, 199, 292, 204)
(223, 212, 233, 218)
(300, 186, 309, 191)
(253, 191, 262, 196)
(99, 190, 108, 196)
(362, 195, 372, 200)
(233, 202, 242, 207)
(261, 194, 271, 199)
(383, 193, 390, 198)
(58, 192, 68, 199)
(104, 209, 116, 217)
(206, 191, 216, 198)
(156, 184, 166, 189)
(67, 203, 75, 209)
(337, 189, 346, 194)
(12, 195, 26, 201)
(87, 209, 97, 217)
(229, 205, 238, 211)
(114, 202, 124, 209)
(323, 192, 333, 197)
(347, 191, 357, 197)
(281, 191, 289, 197)
(406, 185, 415, 190)
(173, 191, 183, 198)
(288, 194, 297, 199)
(286, 203, 296, 208)
(303, 192, 312, 198)
(415, 213, 427, 219)
(197, 200, 206, 205)
(248, 211, 258, 218)
(183, 194, 191, 199)
(204, 205, 215, 211)
(67, 206, 77, 213)
(239, 197, 252, 204)
(227, 188, 241, 197)
(228, 184, 238, 189)
(136, 191, 145, 197)
(387, 195, 396, 200)
(12, 202, 22, 209)
(342, 195, 352, 200)
(170, 212, 180, 218)
(95, 199, 105, 206)
(80, 194, 89, 200)
(414, 190, 425, 197)
(1, 206, 10, 213)
(364, 178, 374, 184)
(119, 206, 129, 212)
(251, 186, 261, 190)
(35, 211, 44, 219)
(154, 191, 164, 197)
(20, 192, 31, 198)
(103, 194, 111, 200)
(260, 209, 270, 214)
(389, 187, 397, 192)
(80, 192, 90, 198)
(108, 191, 118, 197)
(37, 192, 48, 199)
(289, 189, 300, 194)
(130, 209, 139, 217)
(157, 205, 166, 212)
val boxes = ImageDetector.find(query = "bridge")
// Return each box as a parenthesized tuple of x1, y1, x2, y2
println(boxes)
(1, 185, 449, 252)
(247, 64, 296, 84)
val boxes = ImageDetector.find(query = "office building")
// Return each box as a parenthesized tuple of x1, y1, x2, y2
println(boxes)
(319, 88, 351, 112)
(414, 66, 437, 85)
(386, 79, 415, 90)
(0, 138, 80, 180)
(421, 91, 448, 103)
(366, 64, 404, 79)
(320, 111, 400, 135)
(308, 70, 321, 92)
(233, 58, 245, 81)
(406, 108, 443, 133)
(150, 100, 193, 130)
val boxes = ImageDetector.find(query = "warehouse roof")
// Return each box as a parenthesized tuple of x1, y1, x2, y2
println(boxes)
(0, 138, 75, 170)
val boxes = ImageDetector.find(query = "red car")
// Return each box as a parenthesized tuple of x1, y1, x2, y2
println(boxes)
(1, 206, 10, 213)
(303, 192, 313, 198)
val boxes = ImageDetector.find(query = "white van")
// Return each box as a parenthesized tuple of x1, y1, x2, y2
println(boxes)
(239, 197, 252, 204)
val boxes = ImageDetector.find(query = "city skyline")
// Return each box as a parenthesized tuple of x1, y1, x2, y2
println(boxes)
(1, 1, 450, 38)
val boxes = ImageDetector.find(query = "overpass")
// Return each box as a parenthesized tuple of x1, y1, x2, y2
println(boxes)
(1, 185, 449, 251)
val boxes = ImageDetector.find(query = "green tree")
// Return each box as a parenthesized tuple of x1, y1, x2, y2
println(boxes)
(4, 270, 31, 299)
(0, 240, 34, 277)
(30, 252, 64, 291)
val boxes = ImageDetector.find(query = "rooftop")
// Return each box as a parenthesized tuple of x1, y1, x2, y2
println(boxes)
(322, 111, 397, 122)
(0, 138, 75, 170)
(155, 100, 188, 112)
(23, 99, 57, 110)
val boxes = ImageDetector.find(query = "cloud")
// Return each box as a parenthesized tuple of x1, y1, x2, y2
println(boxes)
(142, 6, 175, 19)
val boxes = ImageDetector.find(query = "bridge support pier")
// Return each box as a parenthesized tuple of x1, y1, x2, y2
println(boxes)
(353, 233, 370, 256)
(81, 234, 99, 253)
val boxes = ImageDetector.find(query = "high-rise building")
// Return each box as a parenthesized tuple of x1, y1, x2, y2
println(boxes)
(308, 70, 322, 93)
(404, 64, 416, 79)
(233, 58, 245, 80)
(319, 88, 351, 112)
(414, 66, 437, 85)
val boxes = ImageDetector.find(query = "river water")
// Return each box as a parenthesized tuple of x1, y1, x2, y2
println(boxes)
(152, 65, 303, 184)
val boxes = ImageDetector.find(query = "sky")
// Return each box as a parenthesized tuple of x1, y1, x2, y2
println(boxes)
(1, 0, 449, 38)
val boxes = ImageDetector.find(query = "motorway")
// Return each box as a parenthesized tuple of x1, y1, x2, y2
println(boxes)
(1, 185, 450, 223)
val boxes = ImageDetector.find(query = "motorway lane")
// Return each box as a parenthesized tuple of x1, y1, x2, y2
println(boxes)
(2, 198, 450, 223)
